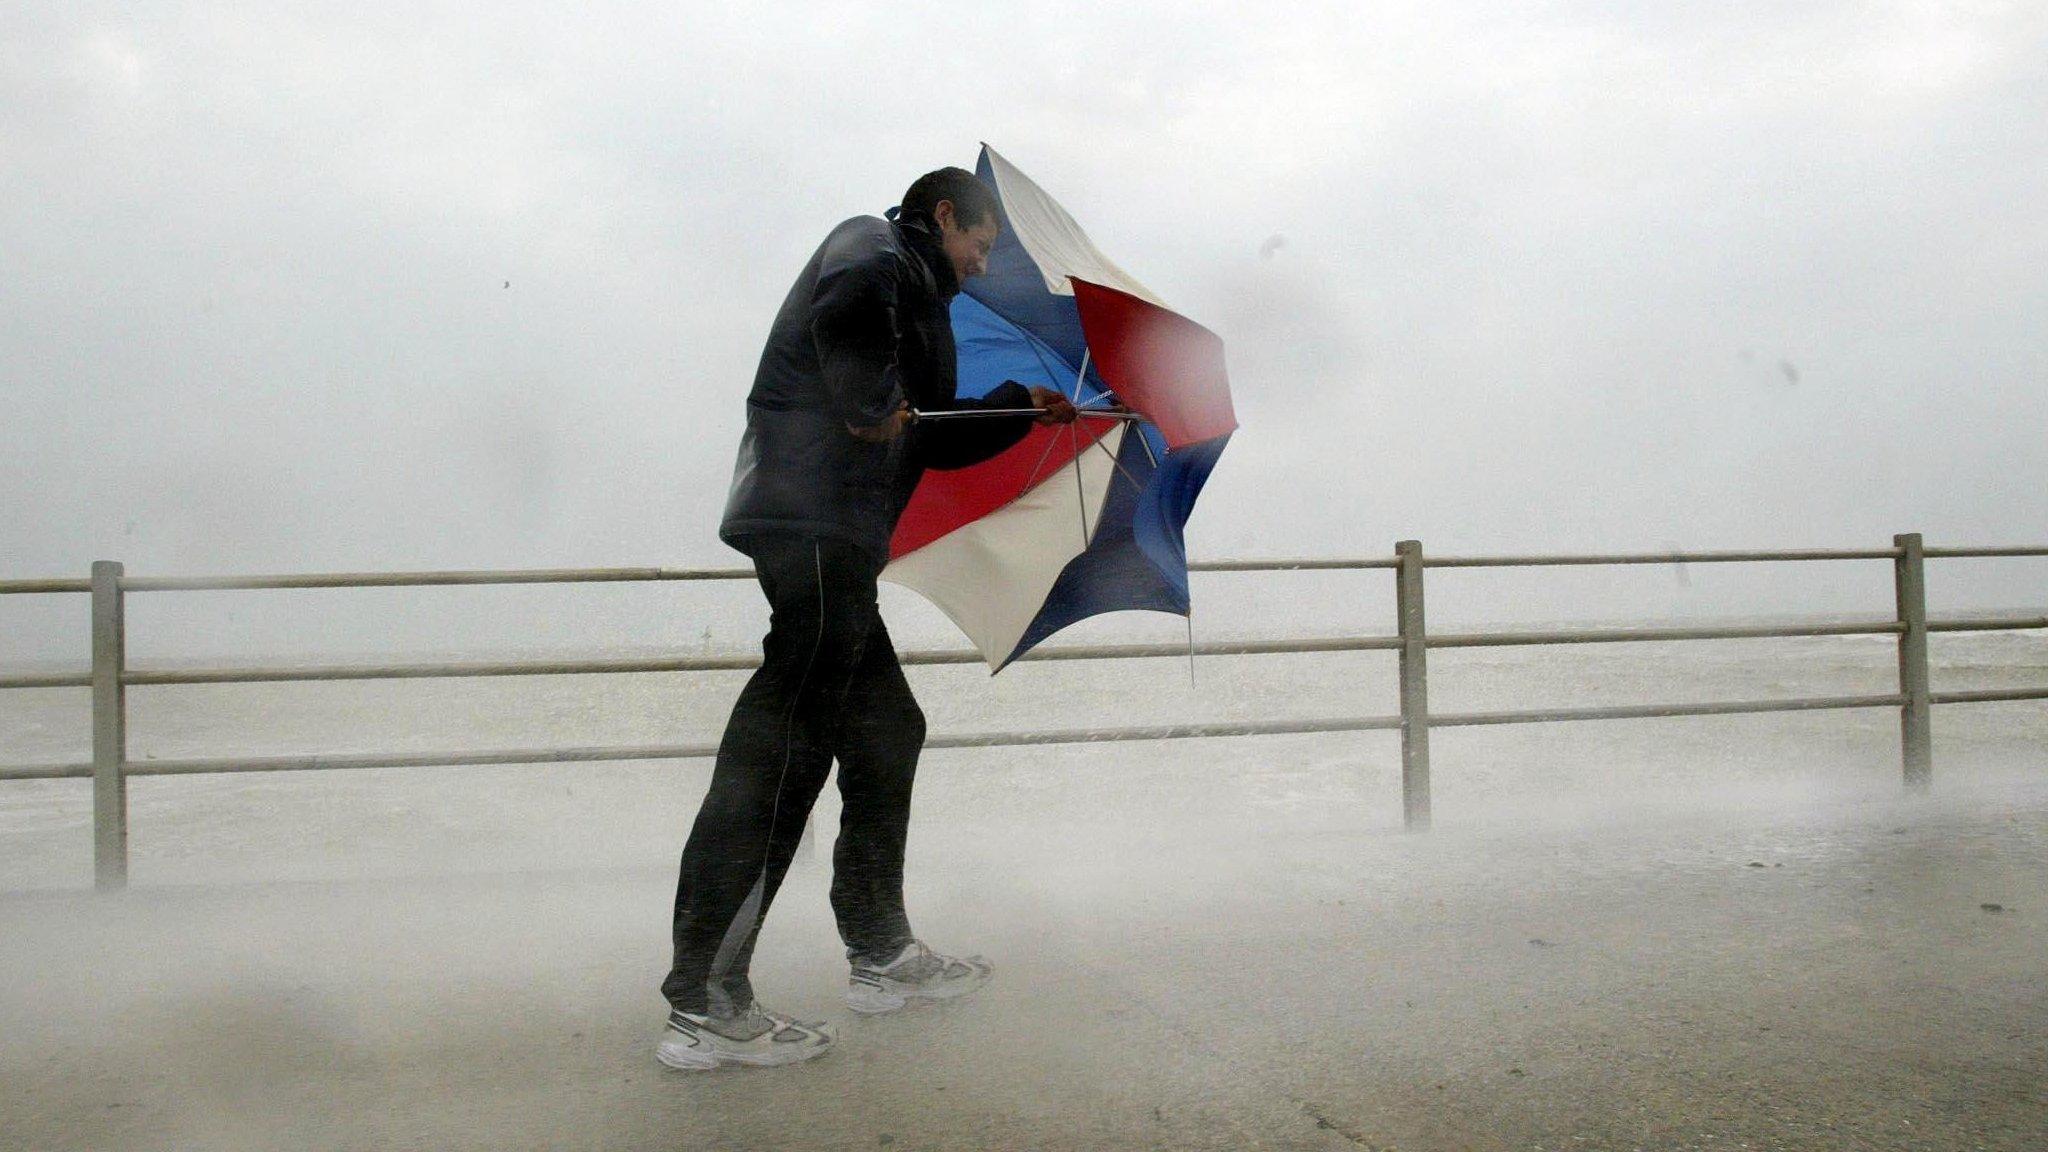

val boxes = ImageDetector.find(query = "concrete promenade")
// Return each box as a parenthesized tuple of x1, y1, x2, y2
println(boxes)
(4, 745, 2044, 1151)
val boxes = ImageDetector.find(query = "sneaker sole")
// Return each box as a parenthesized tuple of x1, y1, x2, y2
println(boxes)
(655, 1027, 835, 1071)
(846, 966, 993, 1015)
(655, 1041, 832, 1071)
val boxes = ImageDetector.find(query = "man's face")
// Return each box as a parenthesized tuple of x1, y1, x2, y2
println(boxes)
(934, 200, 999, 282)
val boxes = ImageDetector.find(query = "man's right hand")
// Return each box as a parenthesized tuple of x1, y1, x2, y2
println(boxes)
(847, 404, 914, 443)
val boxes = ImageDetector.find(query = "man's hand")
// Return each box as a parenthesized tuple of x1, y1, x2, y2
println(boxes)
(1029, 386, 1078, 426)
(848, 403, 914, 443)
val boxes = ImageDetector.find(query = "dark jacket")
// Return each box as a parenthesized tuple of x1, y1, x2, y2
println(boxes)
(719, 211, 1035, 561)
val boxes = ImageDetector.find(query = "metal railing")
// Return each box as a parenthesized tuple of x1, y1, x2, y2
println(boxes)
(3, 534, 2045, 890)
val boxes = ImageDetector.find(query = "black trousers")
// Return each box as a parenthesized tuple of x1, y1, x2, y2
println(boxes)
(662, 533, 926, 1015)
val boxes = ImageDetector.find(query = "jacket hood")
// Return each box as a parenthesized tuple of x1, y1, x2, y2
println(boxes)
(886, 206, 960, 300)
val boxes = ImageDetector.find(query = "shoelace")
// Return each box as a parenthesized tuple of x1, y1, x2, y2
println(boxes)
(862, 940, 968, 981)
(685, 1004, 824, 1039)
(762, 1008, 829, 1034)
(898, 941, 972, 981)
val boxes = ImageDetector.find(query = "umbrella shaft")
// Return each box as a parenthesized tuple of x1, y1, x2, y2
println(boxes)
(912, 408, 1142, 422)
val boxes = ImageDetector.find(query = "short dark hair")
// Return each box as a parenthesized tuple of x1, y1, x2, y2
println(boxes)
(900, 167, 999, 228)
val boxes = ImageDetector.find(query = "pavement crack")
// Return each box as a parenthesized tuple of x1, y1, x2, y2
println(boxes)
(1293, 1096, 1393, 1150)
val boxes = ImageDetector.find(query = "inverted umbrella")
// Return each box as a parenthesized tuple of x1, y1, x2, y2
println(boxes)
(883, 144, 1236, 670)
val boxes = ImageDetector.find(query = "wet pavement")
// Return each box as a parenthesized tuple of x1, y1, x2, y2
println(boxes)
(3, 758, 2044, 1151)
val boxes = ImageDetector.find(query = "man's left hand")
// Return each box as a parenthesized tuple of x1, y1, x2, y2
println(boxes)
(1028, 386, 1077, 426)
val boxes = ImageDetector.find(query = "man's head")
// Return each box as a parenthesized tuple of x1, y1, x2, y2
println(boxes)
(901, 167, 1000, 282)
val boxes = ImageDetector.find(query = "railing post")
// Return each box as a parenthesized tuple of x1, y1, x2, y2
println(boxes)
(1395, 540, 1432, 830)
(92, 560, 129, 890)
(1893, 533, 1932, 793)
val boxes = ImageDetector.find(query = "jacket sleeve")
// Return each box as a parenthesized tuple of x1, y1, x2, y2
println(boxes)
(914, 380, 1037, 471)
(809, 242, 906, 429)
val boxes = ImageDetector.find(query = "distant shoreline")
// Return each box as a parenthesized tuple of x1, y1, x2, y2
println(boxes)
(4, 607, 2043, 677)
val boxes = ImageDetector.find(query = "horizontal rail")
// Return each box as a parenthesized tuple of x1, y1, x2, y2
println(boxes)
(119, 567, 757, 592)
(929, 715, 1406, 747)
(938, 636, 1406, 662)
(0, 673, 91, 690)
(6, 688, 2043, 784)
(1930, 687, 2048, 705)
(1188, 558, 1399, 571)
(0, 762, 91, 781)
(1425, 548, 1900, 568)
(117, 558, 1393, 589)
(84, 622, 1933, 688)
(1432, 692, 1908, 727)
(0, 578, 90, 595)
(127, 745, 718, 776)
(124, 656, 762, 685)
(2, 547, 2039, 598)
(8, 617, 2039, 693)
(1431, 621, 1903, 648)
(112, 637, 1407, 686)
(76, 716, 1414, 777)
(1928, 616, 2048, 633)
(1923, 547, 2048, 559)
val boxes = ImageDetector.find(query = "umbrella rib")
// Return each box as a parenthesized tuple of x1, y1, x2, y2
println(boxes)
(1069, 422, 1091, 547)
(1021, 423, 1065, 491)
(1021, 348, 1088, 492)
(1132, 422, 1161, 470)
(1084, 424, 1149, 498)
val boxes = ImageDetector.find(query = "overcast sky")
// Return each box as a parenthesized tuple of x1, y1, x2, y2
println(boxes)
(4, 1, 2045, 656)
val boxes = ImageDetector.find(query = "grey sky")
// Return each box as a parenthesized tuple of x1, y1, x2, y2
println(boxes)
(4, 1, 2045, 657)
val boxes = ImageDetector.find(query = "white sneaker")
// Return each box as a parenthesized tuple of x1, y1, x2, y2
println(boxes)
(656, 1004, 835, 1070)
(847, 941, 994, 1015)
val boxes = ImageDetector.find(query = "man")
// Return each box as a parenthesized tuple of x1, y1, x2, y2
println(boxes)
(658, 167, 1076, 1070)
